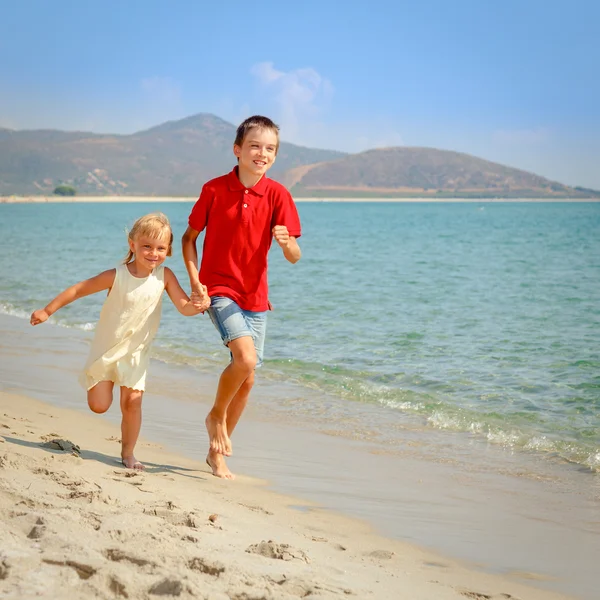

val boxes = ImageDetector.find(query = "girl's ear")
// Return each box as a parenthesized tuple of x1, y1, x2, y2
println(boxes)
(128, 238, 136, 253)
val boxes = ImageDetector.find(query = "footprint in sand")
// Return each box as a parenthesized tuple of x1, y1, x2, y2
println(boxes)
(0, 558, 10, 580)
(84, 514, 102, 531)
(104, 548, 154, 568)
(187, 556, 226, 577)
(113, 470, 141, 479)
(273, 577, 354, 598)
(109, 576, 128, 598)
(148, 578, 183, 596)
(42, 558, 97, 580)
(239, 503, 274, 515)
(27, 517, 46, 540)
(143, 505, 201, 528)
(460, 592, 520, 600)
(246, 540, 310, 563)
(366, 549, 395, 560)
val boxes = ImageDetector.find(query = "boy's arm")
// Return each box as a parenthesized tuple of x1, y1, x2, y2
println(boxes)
(272, 226, 301, 264)
(30, 269, 116, 325)
(181, 226, 209, 301)
(163, 268, 209, 316)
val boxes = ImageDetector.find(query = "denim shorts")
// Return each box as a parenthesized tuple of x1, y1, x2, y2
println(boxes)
(207, 296, 267, 368)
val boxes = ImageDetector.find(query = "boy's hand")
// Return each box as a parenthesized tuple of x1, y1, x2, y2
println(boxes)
(272, 225, 291, 248)
(191, 284, 211, 313)
(30, 309, 49, 326)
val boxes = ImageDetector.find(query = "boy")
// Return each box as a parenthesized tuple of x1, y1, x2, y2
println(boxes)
(182, 115, 302, 479)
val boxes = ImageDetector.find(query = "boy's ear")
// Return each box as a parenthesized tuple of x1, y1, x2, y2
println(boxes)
(233, 143, 241, 158)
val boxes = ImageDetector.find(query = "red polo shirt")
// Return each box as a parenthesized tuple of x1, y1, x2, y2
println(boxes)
(188, 167, 302, 311)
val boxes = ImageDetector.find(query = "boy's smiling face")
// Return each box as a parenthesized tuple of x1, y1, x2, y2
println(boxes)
(234, 127, 278, 181)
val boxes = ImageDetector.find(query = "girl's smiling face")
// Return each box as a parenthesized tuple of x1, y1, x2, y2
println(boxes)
(129, 234, 170, 274)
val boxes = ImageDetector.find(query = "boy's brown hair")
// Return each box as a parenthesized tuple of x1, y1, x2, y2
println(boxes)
(234, 115, 280, 153)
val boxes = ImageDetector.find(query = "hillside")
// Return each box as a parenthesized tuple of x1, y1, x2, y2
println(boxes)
(284, 147, 600, 198)
(0, 114, 345, 196)
(0, 116, 598, 198)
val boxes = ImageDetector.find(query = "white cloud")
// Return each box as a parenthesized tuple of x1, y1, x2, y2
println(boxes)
(250, 62, 333, 141)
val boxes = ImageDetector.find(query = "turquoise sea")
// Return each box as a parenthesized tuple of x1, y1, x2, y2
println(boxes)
(1, 201, 599, 472)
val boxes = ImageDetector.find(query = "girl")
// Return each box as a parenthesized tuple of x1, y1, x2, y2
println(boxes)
(30, 212, 208, 470)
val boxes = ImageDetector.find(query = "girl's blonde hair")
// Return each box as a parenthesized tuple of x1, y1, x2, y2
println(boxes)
(123, 212, 173, 264)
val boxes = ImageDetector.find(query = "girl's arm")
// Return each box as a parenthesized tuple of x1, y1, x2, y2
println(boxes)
(30, 269, 116, 326)
(164, 267, 209, 316)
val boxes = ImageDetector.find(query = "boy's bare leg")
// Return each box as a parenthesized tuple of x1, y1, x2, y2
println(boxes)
(120, 387, 145, 470)
(205, 336, 256, 456)
(207, 371, 254, 479)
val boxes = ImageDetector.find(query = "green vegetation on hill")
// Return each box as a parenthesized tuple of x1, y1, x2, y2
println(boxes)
(53, 184, 76, 196)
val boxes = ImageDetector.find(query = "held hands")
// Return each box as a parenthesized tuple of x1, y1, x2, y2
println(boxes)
(30, 309, 49, 326)
(190, 283, 211, 313)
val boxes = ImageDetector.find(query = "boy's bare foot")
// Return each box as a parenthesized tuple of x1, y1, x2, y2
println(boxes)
(122, 455, 145, 471)
(205, 413, 232, 456)
(206, 450, 235, 480)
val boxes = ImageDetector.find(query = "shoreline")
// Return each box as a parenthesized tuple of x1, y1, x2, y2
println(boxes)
(0, 390, 575, 600)
(2, 195, 600, 203)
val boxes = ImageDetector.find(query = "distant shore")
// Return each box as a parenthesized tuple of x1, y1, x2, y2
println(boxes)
(2, 195, 600, 204)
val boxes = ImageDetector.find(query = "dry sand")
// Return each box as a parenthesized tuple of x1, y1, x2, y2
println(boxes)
(0, 391, 574, 600)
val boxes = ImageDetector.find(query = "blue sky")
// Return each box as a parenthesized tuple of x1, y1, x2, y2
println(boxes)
(1, 0, 599, 187)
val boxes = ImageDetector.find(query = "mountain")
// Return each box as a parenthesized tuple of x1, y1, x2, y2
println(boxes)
(0, 114, 345, 196)
(283, 147, 600, 198)
(0, 115, 598, 198)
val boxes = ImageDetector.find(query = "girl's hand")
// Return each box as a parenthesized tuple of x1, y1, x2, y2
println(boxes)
(30, 309, 49, 326)
(191, 290, 211, 313)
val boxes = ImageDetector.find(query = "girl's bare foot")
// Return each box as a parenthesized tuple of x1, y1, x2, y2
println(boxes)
(122, 455, 145, 471)
(206, 450, 235, 480)
(205, 412, 232, 456)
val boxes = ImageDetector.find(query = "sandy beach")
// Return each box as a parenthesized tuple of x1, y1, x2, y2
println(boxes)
(1, 389, 576, 600)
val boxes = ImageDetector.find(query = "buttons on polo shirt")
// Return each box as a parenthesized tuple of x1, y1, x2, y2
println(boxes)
(243, 203, 248, 208)
(244, 190, 249, 194)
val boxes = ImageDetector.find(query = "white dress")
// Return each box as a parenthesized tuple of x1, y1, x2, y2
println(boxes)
(80, 264, 165, 392)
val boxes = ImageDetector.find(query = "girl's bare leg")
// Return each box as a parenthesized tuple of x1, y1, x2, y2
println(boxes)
(87, 381, 115, 414)
(120, 387, 144, 470)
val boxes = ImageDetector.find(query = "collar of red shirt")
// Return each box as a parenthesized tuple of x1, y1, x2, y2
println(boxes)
(226, 166, 269, 196)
